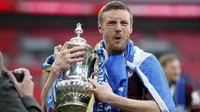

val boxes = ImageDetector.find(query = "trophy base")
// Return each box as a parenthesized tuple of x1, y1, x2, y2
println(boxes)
(56, 101, 87, 112)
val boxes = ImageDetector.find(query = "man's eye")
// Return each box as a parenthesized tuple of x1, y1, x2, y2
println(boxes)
(108, 21, 116, 25)
(121, 22, 128, 25)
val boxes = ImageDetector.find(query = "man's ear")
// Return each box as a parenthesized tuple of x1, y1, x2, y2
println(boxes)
(98, 24, 102, 34)
(130, 25, 133, 34)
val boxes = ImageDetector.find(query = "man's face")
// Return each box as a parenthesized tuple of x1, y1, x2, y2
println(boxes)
(99, 9, 132, 54)
(163, 59, 181, 83)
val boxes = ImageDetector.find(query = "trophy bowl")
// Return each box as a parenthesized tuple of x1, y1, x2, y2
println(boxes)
(54, 23, 96, 112)
(56, 80, 93, 112)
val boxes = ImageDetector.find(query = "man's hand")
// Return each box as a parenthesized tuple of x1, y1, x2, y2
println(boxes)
(51, 42, 87, 74)
(7, 68, 34, 98)
(89, 78, 114, 104)
(89, 78, 160, 112)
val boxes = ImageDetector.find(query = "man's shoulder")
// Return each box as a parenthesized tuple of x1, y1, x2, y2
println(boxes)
(133, 46, 156, 66)
(133, 46, 162, 74)
(0, 76, 18, 98)
(0, 76, 13, 89)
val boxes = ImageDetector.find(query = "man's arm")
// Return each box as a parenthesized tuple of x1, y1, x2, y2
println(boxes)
(109, 93, 160, 112)
(139, 55, 176, 111)
(89, 79, 160, 112)
(41, 72, 51, 88)
(40, 72, 51, 111)
(21, 96, 42, 112)
(41, 69, 58, 111)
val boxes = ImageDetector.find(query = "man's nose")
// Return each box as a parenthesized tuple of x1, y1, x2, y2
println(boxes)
(115, 23, 122, 33)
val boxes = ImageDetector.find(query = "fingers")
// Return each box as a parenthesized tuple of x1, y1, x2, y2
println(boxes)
(91, 71, 98, 77)
(60, 42, 69, 51)
(69, 50, 86, 58)
(67, 58, 84, 64)
(23, 72, 33, 81)
(7, 71, 19, 86)
(14, 68, 32, 80)
(68, 45, 86, 54)
(57, 41, 86, 53)
(101, 82, 108, 86)
(23, 75, 34, 85)
(59, 43, 86, 58)
(19, 69, 34, 86)
(60, 49, 85, 64)
(54, 44, 62, 59)
(61, 46, 86, 62)
(54, 44, 62, 54)
(88, 78, 100, 88)
(14, 68, 31, 76)
(14, 68, 29, 73)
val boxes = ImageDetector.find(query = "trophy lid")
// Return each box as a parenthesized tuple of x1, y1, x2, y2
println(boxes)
(70, 23, 86, 45)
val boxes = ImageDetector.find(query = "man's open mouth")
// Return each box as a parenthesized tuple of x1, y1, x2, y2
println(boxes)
(115, 37, 121, 40)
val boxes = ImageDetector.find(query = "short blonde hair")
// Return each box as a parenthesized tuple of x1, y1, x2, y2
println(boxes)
(98, 1, 133, 25)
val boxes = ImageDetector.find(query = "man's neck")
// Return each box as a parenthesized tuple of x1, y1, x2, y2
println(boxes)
(106, 48, 125, 56)
(103, 41, 126, 55)
(109, 51, 124, 55)
(168, 81, 173, 87)
(168, 80, 176, 87)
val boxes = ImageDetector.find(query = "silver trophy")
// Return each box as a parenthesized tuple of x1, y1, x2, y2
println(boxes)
(55, 23, 108, 112)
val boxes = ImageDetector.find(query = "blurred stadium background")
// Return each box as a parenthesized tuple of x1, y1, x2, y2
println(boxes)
(0, 0, 200, 105)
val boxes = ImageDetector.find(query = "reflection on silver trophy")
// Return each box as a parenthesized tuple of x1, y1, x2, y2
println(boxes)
(55, 23, 108, 112)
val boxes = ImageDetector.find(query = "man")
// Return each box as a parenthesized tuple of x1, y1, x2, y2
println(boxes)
(159, 54, 200, 112)
(42, 1, 176, 112)
(0, 51, 42, 112)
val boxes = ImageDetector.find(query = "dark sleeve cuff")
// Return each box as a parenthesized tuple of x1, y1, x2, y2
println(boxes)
(21, 96, 42, 112)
